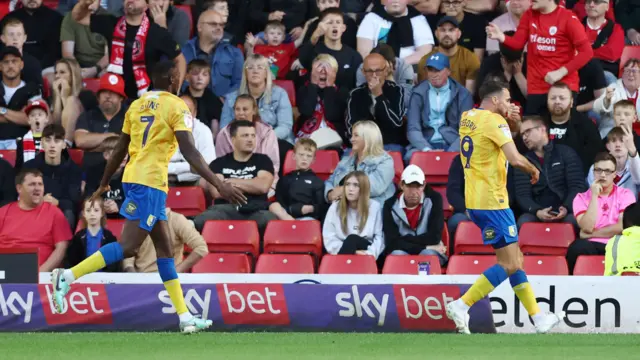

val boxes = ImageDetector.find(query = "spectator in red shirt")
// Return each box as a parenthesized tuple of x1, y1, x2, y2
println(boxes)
(487, 0, 594, 115)
(245, 20, 298, 80)
(0, 168, 72, 270)
(583, 0, 625, 81)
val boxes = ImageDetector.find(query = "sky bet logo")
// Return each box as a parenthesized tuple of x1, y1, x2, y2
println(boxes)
(336, 285, 389, 326)
(0, 285, 33, 323)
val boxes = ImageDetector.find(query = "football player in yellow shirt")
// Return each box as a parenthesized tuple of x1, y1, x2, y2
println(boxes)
(446, 81, 564, 334)
(50, 61, 246, 333)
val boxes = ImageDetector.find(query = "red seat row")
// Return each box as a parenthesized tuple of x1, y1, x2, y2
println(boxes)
(0, 149, 84, 167)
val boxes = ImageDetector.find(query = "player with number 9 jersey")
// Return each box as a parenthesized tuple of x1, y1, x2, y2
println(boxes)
(459, 108, 514, 211)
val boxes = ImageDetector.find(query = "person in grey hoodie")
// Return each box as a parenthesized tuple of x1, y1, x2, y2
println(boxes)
(325, 120, 395, 205)
(405, 52, 473, 163)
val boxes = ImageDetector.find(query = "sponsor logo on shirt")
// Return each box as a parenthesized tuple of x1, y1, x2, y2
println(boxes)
(530, 34, 557, 52)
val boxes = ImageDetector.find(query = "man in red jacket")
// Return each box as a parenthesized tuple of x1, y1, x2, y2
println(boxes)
(487, 0, 594, 115)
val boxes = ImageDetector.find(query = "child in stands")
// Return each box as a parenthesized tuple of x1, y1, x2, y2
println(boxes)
(15, 100, 50, 168)
(245, 21, 298, 80)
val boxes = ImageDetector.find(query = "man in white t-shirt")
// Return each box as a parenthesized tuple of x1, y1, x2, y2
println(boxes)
(356, 0, 434, 65)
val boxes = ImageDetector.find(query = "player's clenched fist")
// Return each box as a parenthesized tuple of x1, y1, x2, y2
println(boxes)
(529, 167, 540, 185)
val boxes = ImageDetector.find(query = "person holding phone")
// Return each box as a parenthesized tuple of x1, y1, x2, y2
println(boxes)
(514, 115, 587, 231)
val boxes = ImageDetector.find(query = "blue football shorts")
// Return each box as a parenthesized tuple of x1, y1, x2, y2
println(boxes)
(119, 183, 168, 232)
(467, 208, 518, 249)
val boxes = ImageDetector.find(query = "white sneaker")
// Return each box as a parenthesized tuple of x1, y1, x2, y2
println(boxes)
(534, 312, 564, 334)
(446, 300, 471, 334)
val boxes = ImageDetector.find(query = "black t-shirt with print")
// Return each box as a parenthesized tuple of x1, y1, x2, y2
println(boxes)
(577, 59, 607, 106)
(90, 14, 182, 99)
(210, 153, 274, 205)
(458, 12, 488, 51)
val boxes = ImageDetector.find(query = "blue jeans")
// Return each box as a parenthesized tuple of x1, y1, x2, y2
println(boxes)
(390, 249, 447, 266)
(604, 71, 618, 85)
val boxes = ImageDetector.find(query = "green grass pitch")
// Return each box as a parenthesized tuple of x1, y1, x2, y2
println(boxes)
(2, 333, 640, 359)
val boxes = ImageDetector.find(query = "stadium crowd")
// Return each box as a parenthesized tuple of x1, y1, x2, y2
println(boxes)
(0, 0, 639, 276)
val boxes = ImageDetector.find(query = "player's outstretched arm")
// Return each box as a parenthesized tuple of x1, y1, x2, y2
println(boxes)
(175, 131, 247, 205)
(90, 133, 130, 203)
(501, 141, 540, 184)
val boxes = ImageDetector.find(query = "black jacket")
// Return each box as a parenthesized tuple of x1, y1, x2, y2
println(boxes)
(0, 81, 41, 141)
(346, 81, 406, 145)
(383, 186, 443, 254)
(65, 228, 121, 272)
(515, 142, 587, 214)
(296, 84, 348, 141)
(0, 158, 16, 208)
(274, 169, 327, 220)
(302, 15, 358, 49)
(23, 151, 82, 213)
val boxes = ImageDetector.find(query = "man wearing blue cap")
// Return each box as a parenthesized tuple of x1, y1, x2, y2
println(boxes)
(405, 51, 473, 163)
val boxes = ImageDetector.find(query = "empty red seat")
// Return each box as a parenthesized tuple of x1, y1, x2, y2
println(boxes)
(318, 255, 378, 274)
(620, 46, 640, 76)
(273, 80, 296, 106)
(283, 149, 339, 181)
(519, 223, 575, 255)
(446, 255, 495, 275)
(192, 253, 250, 273)
(409, 151, 457, 184)
(573, 256, 605, 276)
(83, 78, 101, 93)
(201, 220, 259, 259)
(167, 186, 206, 217)
(0, 150, 16, 167)
(174, 4, 193, 38)
(263, 220, 322, 259)
(454, 221, 493, 254)
(432, 185, 452, 219)
(67, 149, 83, 166)
(106, 218, 126, 240)
(523, 255, 569, 275)
(388, 151, 404, 185)
(382, 255, 442, 275)
(255, 254, 315, 274)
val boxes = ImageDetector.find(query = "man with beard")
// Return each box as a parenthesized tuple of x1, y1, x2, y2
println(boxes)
(357, 0, 434, 65)
(72, 0, 186, 99)
(418, 17, 480, 93)
(440, 0, 488, 61)
(1, 0, 62, 70)
(545, 82, 604, 174)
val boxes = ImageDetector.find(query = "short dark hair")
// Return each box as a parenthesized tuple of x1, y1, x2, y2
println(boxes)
(499, 31, 523, 62)
(319, 7, 344, 21)
(151, 60, 177, 91)
(479, 80, 508, 101)
(550, 82, 572, 93)
(42, 123, 65, 140)
(623, 58, 640, 70)
(594, 151, 617, 169)
(370, 43, 396, 66)
(623, 202, 640, 229)
(606, 126, 626, 144)
(187, 59, 211, 73)
(614, 99, 636, 112)
(102, 135, 120, 151)
(2, 18, 24, 33)
(229, 120, 255, 137)
(15, 168, 42, 185)
(522, 115, 546, 127)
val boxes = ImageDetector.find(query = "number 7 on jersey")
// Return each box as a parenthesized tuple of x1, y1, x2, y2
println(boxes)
(141, 116, 155, 147)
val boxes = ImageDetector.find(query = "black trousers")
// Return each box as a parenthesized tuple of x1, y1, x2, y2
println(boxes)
(338, 234, 370, 254)
(566, 239, 606, 274)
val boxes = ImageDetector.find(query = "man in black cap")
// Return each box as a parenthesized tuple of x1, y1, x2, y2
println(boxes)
(0, 46, 41, 150)
(417, 16, 480, 93)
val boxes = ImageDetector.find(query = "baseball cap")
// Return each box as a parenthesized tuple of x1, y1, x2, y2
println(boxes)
(98, 73, 127, 98)
(25, 100, 50, 115)
(0, 46, 22, 61)
(425, 52, 450, 71)
(401, 164, 425, 185)
(437, 16, 460, 28)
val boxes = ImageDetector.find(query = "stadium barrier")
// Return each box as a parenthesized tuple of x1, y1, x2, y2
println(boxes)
(0, 274, 634, 333)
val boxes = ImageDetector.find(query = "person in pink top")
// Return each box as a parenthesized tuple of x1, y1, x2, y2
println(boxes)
(568, 152, 636, 273)
(215, 94, 280, 197)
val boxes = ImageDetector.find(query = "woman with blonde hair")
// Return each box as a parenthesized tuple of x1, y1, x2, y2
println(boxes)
(323, 171, 384, 258)
(325, 121, 395, 205)
(51, 58, 93, 143)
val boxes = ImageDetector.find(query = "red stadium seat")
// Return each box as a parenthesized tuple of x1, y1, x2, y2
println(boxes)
(0, 150, 16, 167)
(167, 186, 206, 217)
(382, 255, 442, 275)
(523, 255, 569, 275)
(573, 256, 605, 276)
(273, 80, 296, 106)
(43, 0, 60, 9)
(442, 224, 450, 251)
(409, 151, 457, 184)
(192, 253, 251, 273)
(446, 255, 495, 275)
(174, 5, 194, 38)
(201, 220, 259, 260)
(83, 78, 101, 93)
(42, 74, 51, 99)
(263, 220, 322, 259)
(620, 46, 640, 77)
(388, 151, 404, 185)
(453, 221, 493, 254)
(255, 254, 315, 274)
(432, 185, 452, 219)
(106, 219, 126, 240)
(519, 223, 575, 256)
(283, 149, 339, 181)
(67, 149, 83, 166)
(318, 255, 378, 274)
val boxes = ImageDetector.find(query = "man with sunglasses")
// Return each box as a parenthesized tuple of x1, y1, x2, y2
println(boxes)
(567, 152, 636, 273)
